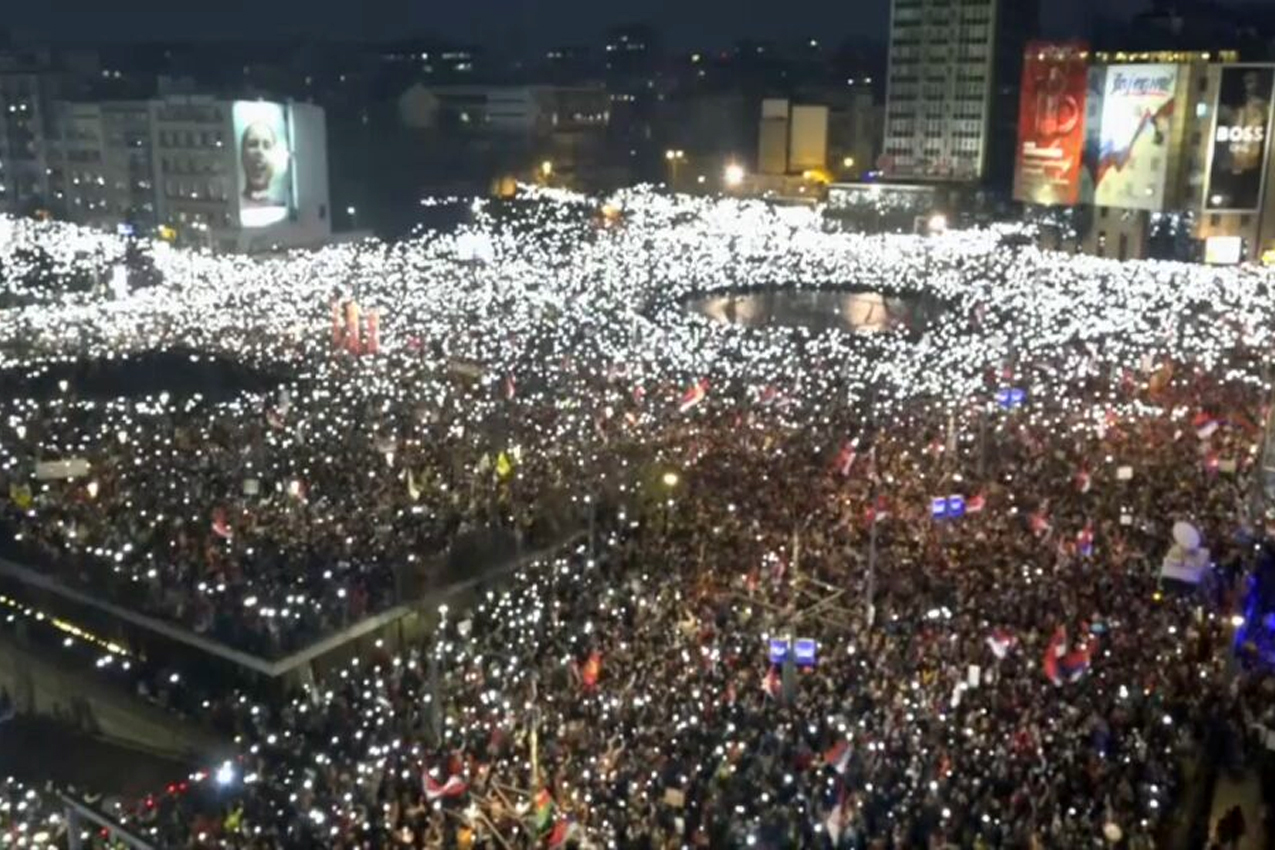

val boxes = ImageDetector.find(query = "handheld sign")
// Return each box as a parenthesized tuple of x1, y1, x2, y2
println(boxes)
(996, 387, 1026, 410)
(768, 637, 790, 665)
(794, 639, 817, 668)
(946, 495, 966, 519)
(931, 497, 949, 520)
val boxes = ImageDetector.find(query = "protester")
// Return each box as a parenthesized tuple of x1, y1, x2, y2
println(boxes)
(0, 189, 1272, 848)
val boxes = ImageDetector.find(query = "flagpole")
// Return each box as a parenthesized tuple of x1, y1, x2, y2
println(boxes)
(866, 445, 878, 628)
(528, 675, 540, 795)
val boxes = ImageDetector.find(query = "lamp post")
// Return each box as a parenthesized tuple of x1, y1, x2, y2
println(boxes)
(723, 162, 745, 190)
(661, 470, 679, 532)
(665, 149, 685, 189)
(347, 205, 357, 231)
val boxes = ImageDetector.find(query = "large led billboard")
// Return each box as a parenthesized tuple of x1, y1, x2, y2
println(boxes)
(234, 101, 293, 228)
(1205, 65, 1275, 212)
(1013, 42, 1089, 206)
(1093, 64, 1179, 211)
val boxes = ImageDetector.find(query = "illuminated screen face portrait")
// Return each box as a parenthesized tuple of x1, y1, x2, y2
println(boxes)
(241, 122, 278, 198)
(233, 101, 293, 227)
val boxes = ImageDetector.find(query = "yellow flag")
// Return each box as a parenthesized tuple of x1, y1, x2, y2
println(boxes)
(8, 483, 32, 511)
(495, 451, 513, 479)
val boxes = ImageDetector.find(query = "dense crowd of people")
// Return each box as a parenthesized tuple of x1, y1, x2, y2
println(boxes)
(0, 189, 1274, 847)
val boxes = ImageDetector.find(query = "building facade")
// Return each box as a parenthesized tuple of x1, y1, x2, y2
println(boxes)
(1014, 48, 1275, 263)
(882, 0, 1036, 185)
(39, 96, 330, 252)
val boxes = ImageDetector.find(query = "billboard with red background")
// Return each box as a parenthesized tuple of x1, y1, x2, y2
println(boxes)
(1013, 42, 1089, 206)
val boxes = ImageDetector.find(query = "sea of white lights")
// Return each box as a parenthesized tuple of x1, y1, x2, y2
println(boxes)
(0, 187, 1273, 847)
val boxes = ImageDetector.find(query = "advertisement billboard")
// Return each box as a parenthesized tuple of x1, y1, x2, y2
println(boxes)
(1092, 64, 1180, 211)
(1205, 66, 1275, 212)
(1014, 42, 1089, 206)
(233, 101, 293, 228)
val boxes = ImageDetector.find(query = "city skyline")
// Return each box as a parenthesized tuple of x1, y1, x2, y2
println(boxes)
(8, 0, 1159, 50)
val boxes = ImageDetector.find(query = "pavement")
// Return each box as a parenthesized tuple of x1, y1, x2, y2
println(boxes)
(1207, 769, 1268, 850)
(0, 715, 189, 798)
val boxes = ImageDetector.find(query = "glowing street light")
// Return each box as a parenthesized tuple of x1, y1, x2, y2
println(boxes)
(661, 470, 680, 488)
(927, 213, 948, 234)
(540, 160, 553, 178)
(842, 156, 855, 169)
(723, 162, 745, 188)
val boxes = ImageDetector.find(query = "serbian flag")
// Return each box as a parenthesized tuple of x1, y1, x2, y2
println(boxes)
(503, 375, 517, 400)
(762, 665, 782, 699)
(823, 738, 851, 774)
(581, 650, 602, 691)
(678, 379, 709, 413)
(211, 508, 233, 540)
(1075, 467, 1092, 494)
(424, 773, 467, 801)
(864, 496, 891, 524)
(966, 493, 986, 514)
(832, 442, 857, 477)
(1076, 522, 1095, 557)
(1193, 411, 1219, 441)
(986, 629, 1016, 659)
(1028, 510, 1051, 537)
(547, 818, 579, 848)
(757, 385, 781, 406)
(1043, 628, 1092, 685)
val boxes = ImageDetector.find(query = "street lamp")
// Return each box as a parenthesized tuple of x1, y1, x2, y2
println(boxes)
(665, 149, 686, 188)
(842, 156, 855, 170)
(723, 162, 745, 188)
(347, 205, 357, 230)
(540, 160, 553, 179)
(927, 213, 948, 235)
(660, 470, 679, 532)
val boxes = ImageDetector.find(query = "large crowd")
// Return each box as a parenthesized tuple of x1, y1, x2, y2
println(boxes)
(0, 188, 1274, 848)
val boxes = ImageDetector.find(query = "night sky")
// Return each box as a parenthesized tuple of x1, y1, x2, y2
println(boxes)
(8, 0, 1156, 49)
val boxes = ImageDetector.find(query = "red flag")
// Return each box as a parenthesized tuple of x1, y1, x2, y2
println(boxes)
(211, 507, 233, 540)
(678, 379, 708, 413)
(986, 628, 1016, 659)
(581, 650, 602, 691)
(762, 665, 781, 699)
(424, 774, 467, 801)
(823, 739, 851, 774)
(966, 493, 986, 514)
(1075, 468, 1091, 494)
(864, 495, 891, 524)
(832, 442, 857, 477)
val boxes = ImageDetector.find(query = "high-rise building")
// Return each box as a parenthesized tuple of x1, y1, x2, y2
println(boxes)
(882, 0, 1038, 184)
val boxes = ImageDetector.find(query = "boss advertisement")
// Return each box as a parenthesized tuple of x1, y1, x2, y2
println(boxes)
(1205, 65, 1275, 212)
(234, 101, 294, 228)
(1092, 64, 1179, 211)
(1013, 43, 1089, 206)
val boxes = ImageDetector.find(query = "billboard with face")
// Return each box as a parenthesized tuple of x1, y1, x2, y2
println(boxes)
(1092, 64, 1179, 211)
(1205, 66, 1275, 212)
(1014, 42, 1089, 206)
(234, 101, 293, 228)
